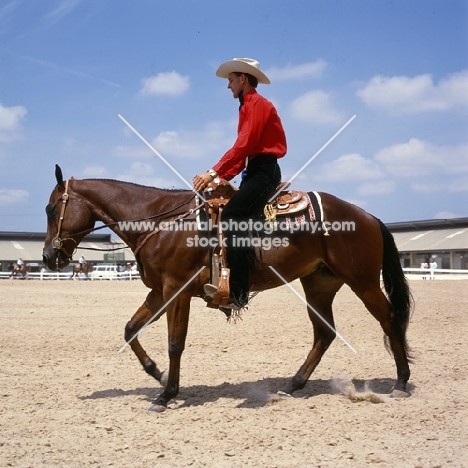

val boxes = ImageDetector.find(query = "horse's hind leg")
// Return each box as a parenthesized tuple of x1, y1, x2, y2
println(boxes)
(354, 284, 411, 395)
(281, 269, 343, 396)
(124, 289, 166, 383)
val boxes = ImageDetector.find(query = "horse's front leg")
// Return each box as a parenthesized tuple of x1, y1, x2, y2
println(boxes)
(124, 289, 166, 383)
(151, 290, 192, 412)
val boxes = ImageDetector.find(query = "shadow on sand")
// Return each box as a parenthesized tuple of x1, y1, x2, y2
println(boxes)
(79, 376, 415, 409)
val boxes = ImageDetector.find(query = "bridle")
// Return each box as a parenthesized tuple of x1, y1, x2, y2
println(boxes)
(52, 179, 77, 261)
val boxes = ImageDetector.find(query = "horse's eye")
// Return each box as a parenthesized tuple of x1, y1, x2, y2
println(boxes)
(45, 204, 55, 218)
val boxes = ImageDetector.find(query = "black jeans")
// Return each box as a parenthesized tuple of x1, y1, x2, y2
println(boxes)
(221, 155, 281, 302)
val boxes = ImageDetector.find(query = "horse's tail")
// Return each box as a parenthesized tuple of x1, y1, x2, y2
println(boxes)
(378, 218, 413, 362)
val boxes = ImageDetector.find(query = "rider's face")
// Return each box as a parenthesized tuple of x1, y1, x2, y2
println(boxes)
(227, 73, 244, 99)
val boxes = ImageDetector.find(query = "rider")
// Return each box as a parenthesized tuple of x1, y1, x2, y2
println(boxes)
(193, 58, 287, 309)
(78, 255, 87, 272)
(16, 258, 24, 267)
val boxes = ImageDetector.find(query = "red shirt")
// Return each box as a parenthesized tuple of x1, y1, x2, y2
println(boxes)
(212, 89, 287, 180)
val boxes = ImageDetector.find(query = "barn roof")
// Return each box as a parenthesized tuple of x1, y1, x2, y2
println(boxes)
(386, 217, 468, 252)
(392, 228, 468, 252)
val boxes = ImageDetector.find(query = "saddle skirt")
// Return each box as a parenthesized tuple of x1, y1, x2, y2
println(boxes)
(203, 179, 311, 220)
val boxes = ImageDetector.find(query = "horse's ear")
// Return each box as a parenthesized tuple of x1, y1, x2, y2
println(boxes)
(55, 164, 64, 188)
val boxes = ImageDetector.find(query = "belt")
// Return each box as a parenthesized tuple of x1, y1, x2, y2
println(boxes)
(248, 154, 277, 164)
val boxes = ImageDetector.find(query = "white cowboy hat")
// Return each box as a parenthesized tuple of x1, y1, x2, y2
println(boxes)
(216, 58, 270, 84)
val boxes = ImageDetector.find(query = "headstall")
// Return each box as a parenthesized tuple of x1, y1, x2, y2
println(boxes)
(52, 179, 77, 260)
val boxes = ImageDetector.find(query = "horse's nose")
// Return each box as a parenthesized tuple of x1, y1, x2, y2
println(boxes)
(42, 253, 53, 270)
(43, 253, 56, 270)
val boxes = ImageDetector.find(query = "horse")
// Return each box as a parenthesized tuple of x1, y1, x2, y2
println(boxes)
(70, 262, 93, 280)
(42, 165, 413, 412)
(10, 263, 30, 279)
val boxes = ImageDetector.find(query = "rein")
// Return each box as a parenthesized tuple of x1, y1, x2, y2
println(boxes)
(52, 179, 200, 260)
(133, 201, 203, 258)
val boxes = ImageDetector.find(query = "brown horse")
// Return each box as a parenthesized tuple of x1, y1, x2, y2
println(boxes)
(10, 263, 30, 279)
(70, 262, 93, 279)
(42, 165, 413, 411)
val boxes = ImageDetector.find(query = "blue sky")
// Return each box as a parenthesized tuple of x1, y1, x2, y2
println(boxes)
(0, 0, 467, 234)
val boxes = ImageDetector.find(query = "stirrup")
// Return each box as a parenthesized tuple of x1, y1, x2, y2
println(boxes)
(203, 283, 218, 299)
(203, 284, 245, 311)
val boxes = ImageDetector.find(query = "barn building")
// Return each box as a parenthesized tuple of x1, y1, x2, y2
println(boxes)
(0, 231, 135, 272)
(387, 217, 468, 270)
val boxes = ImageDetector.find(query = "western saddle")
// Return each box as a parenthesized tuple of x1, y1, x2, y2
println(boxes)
(203, 178, 309, 220)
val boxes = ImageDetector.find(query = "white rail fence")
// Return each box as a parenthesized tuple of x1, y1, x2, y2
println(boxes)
(402, 267, 468, 280)
(1, 268, 466, 281)
(0, 271, 140, 281)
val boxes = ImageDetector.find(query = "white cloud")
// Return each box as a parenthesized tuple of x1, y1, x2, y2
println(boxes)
(0, 188, 28, 206)
(60, 137, 89, 157)
(124, 161, 153, 177)
(356, 70, 468, 115)
(111, 145, 153, 159)
(116, 162, 179, 188)
(448, 176, 468, 192)
(435, 211, 463, 219)
(311, 153, 384, 182)
(289, 90, 346, 125)
(81, 165, 108, 178)
(411, 181, 445, 194)
(113, 120, 234, 175)
(139, 71, 190, 96)
(345, 197, 368, 208)
(357, 180, 395, 196)
(375, 139, 468, 195)
(266, 59, 327, 81)
(150, 121, 234, 160)
(0, 102, 27, 142)
(374, 138, 468, 178)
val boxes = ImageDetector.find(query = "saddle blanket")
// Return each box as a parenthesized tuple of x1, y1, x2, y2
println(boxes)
(278, 191, 322, 231)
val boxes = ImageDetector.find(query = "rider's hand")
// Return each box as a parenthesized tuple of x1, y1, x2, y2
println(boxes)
(193, 172, 213, 191)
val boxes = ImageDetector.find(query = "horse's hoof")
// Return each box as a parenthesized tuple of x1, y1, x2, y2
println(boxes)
(160, 370, 168, 387)
(390, 389, 411, 398)
(277, 390, 293, 398)
(148, 403, 167, 413)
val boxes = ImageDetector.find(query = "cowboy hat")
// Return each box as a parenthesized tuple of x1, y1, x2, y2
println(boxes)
(216, 58, 270, 84)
